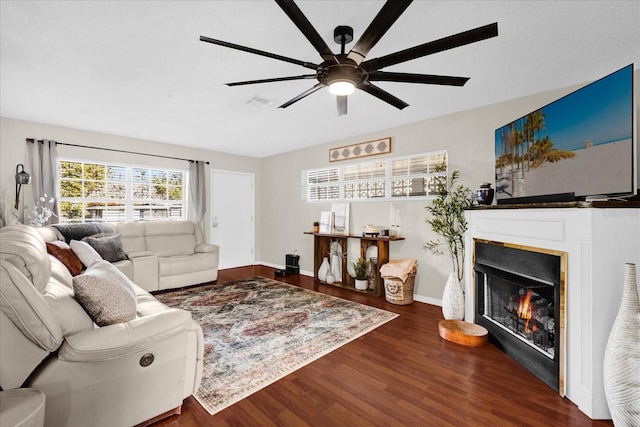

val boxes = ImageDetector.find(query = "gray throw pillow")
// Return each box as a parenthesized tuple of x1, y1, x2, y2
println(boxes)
(73, 274, 137, 326)
(83, 234, 128, 263)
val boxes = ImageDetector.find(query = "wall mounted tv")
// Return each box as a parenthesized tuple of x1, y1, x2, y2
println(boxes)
(495, 64, 634, 204)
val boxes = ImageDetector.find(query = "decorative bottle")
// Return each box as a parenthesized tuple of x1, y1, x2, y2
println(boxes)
(317, 257, 330, 282)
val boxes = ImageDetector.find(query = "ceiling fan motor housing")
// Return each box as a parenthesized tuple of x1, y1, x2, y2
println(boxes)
(317, 57, 367, 88)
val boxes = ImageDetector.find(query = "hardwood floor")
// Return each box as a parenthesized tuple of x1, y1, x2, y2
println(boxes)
(154, 266, 612, 427)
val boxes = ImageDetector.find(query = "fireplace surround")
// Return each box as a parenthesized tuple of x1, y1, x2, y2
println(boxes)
(464, 205, 640, 420)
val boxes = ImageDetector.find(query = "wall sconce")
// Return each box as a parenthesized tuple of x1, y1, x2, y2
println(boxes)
(15, 164, 31, 210)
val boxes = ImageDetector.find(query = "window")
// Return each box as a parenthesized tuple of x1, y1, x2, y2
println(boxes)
(58, 160, 187, 223)
(302, 150, 447, 202)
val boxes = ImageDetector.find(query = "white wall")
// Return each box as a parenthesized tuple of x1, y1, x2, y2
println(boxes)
(259, 70, 639, 303)
(0, 117, 263, 259)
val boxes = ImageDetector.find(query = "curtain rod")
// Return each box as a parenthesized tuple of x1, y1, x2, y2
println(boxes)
(26, 138, 210, 165)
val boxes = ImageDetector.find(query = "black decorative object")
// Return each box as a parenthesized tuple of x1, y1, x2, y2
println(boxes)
(200, 0, 498, 115)
(14, 164, 31, 210)
(476, 183, 495, 205)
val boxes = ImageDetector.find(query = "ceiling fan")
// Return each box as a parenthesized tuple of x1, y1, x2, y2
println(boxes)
(200, 0, 498, 116)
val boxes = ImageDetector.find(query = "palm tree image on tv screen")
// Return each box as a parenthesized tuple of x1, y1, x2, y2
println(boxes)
(495, 64, 634, 202)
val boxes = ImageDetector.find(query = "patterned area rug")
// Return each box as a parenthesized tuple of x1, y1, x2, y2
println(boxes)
(155, 277, 398, 415)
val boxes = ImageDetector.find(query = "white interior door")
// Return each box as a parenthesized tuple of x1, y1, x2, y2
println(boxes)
(210, 170, 255, 269)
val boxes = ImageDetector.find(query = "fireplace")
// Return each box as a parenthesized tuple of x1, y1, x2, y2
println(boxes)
(474, 240, 566, 395)
(464, 207, 639, 419)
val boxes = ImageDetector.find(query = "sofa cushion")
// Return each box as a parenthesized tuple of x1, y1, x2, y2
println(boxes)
(144, 221, 197, 257)
(112, 222, 146, 253)
(49, 256, 73, 288)
(70, 240, 103, 267)
(0, 259, 63, 352)
(46, 241, 83, 276)
(34, 225, 64, 243)
(158, 252, 215, 277)
(43, 280, 95, 336)
(0, 225, 51, 293)
(83, 234, 128, 263)
(52, 222, 113, 244)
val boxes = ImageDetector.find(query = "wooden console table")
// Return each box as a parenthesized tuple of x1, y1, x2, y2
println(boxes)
(303, 232, 405, 297)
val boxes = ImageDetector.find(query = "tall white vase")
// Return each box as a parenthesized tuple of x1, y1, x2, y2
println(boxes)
(442, 272, 465, 320)
(603, 263, 640, 426)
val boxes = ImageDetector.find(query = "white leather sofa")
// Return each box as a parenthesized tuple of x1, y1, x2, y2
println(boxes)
(39, 220, 219, 292)
(0, 225, 204, 427)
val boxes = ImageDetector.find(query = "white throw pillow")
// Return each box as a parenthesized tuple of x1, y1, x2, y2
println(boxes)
(70, 239, 103, 267)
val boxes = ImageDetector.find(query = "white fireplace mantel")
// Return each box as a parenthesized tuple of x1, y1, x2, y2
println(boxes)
(464, 206, 640, 420)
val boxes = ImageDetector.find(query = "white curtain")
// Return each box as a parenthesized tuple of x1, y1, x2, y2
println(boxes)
(189, 160, 206, 223)
(27, 139, 60, 224)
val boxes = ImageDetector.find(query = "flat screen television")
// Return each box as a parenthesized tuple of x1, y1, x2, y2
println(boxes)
(495, 64, 634, 204)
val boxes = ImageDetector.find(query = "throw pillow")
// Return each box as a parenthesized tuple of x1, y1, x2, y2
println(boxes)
(82, 260, 137, 301)
(73, 274, 137, 327)
(82, 234, 128, 263)
(45, 241, 83, 276)
(52, 223, 114, 243)
(70, 240, 103, 267)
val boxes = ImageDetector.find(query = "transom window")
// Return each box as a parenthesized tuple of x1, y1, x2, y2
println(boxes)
(302, 150, 447, 202)
(58, 160, 187, 223)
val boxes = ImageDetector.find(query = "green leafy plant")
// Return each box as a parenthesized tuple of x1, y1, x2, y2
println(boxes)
(424, 170, 475, 282)
(351, 258, 369, 280)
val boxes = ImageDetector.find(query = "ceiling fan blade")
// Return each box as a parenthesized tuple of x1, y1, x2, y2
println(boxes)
(358, 82, 408, 110)
(363, 22, 498, 71)
(200, 36, 318, 70)
(347, 0, 412, 65)
(369, 71, 469, 86)
(337, 95, 348, 116)
(226, 74, 317, 87)
(279, 83, 325, 108)
(275, 0, 338, 63)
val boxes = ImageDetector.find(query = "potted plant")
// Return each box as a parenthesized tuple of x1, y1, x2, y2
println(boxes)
(424, 170, 475, 319)
(351, 258, 369, 290)
(312, 221, 320, 233)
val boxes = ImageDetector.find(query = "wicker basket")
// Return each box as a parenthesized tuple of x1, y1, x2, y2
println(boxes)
(384, 269, 416, 305)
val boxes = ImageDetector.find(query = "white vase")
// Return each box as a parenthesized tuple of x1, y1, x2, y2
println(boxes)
(603, 263, 640, 426)
(442, 272, 465, 320)
(331, 254, 342, 283)
(318, 257, 330, 282)
(355, 279, 368, 291)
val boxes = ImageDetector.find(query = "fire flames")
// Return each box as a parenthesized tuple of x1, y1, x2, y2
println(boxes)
(517, 289, 538, 333)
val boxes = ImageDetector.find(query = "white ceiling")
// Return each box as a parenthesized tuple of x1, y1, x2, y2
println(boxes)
(1, 1, 638, 158)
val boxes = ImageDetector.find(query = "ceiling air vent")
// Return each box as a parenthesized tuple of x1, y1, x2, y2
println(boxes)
(245, 96, 275, 109)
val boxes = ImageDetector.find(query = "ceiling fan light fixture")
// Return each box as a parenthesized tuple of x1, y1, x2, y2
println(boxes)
(328, 80, 355, 96)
